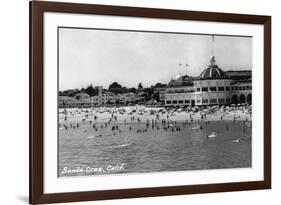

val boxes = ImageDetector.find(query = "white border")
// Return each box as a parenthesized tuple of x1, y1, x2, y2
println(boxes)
(44, 12, 264, 194)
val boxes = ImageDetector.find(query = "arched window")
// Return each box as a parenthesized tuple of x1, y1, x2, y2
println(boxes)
(232, 95, 238, 104)
(239, 94, 246, 103)
(247, 94, 252, 104)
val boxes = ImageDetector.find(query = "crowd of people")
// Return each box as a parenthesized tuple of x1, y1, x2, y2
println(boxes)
(59, 105, 252, 139)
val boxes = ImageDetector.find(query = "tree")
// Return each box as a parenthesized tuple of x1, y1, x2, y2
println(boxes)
(60, 89, 80, 97)
(128, 87, 137, 93)
(154, 83, 166, 88)
(108, 82, 124, 94)
(109, 82, 122, 90)
(84, 84, 99, 96)
(138, 83, 143, 90)
(140, 87, 152, 101)
(152, 92, 160, 102)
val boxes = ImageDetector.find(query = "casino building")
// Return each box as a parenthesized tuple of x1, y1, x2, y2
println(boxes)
(164, 56, 252, 107)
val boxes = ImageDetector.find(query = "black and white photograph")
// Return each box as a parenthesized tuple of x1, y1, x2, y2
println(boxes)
(58, 27, 252, 177)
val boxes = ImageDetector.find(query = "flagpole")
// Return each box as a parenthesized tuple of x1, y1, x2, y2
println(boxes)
(212, 34, 215, 57)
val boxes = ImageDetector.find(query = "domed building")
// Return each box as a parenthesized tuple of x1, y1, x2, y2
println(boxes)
(193, 56, 252, 106)
(199, 56, 226, 79)
(193, 56, 233, 105)
(164, 56, 252, 107)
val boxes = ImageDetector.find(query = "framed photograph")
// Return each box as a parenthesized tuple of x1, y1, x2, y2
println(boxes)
(30, 1, 271, 204)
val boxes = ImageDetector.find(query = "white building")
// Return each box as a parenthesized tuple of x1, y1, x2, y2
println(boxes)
(164, 56, 252, 106)
(91, 86, 143, 106)
(91, 88, 116, 106)
(164, 86, 195, 106)
(116, 92, 139, 104)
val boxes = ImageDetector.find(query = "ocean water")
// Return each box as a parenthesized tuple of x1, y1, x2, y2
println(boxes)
(58, 117, 251, 177)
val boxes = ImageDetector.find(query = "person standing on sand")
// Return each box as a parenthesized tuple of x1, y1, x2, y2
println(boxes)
(156, 114, 160, 121)
(243, 123, 245, 133)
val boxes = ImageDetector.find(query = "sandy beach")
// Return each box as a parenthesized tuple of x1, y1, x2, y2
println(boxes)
(59, 105, 252, 124)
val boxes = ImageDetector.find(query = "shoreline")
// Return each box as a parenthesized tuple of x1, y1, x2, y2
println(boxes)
(59, 105, 252, 124)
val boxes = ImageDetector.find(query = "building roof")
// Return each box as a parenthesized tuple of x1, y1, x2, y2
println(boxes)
(168, 74, 193, 87)
(225, 70, 252, 81)
(74, 92, 90, 99)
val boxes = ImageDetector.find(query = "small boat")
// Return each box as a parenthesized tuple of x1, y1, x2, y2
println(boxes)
(232, 139, 240, 143)
(108, 143, 131, 149)
(192, 126, 200, 130)
(207, 132, 217, 138)
(87, 134, 95, 139)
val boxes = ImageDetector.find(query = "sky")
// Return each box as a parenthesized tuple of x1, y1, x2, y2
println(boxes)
(59, 27, 252, 91)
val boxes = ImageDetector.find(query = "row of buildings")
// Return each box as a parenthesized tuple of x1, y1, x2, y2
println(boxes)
(59, 88, 146, 108)
(59, 56, 252, 108)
